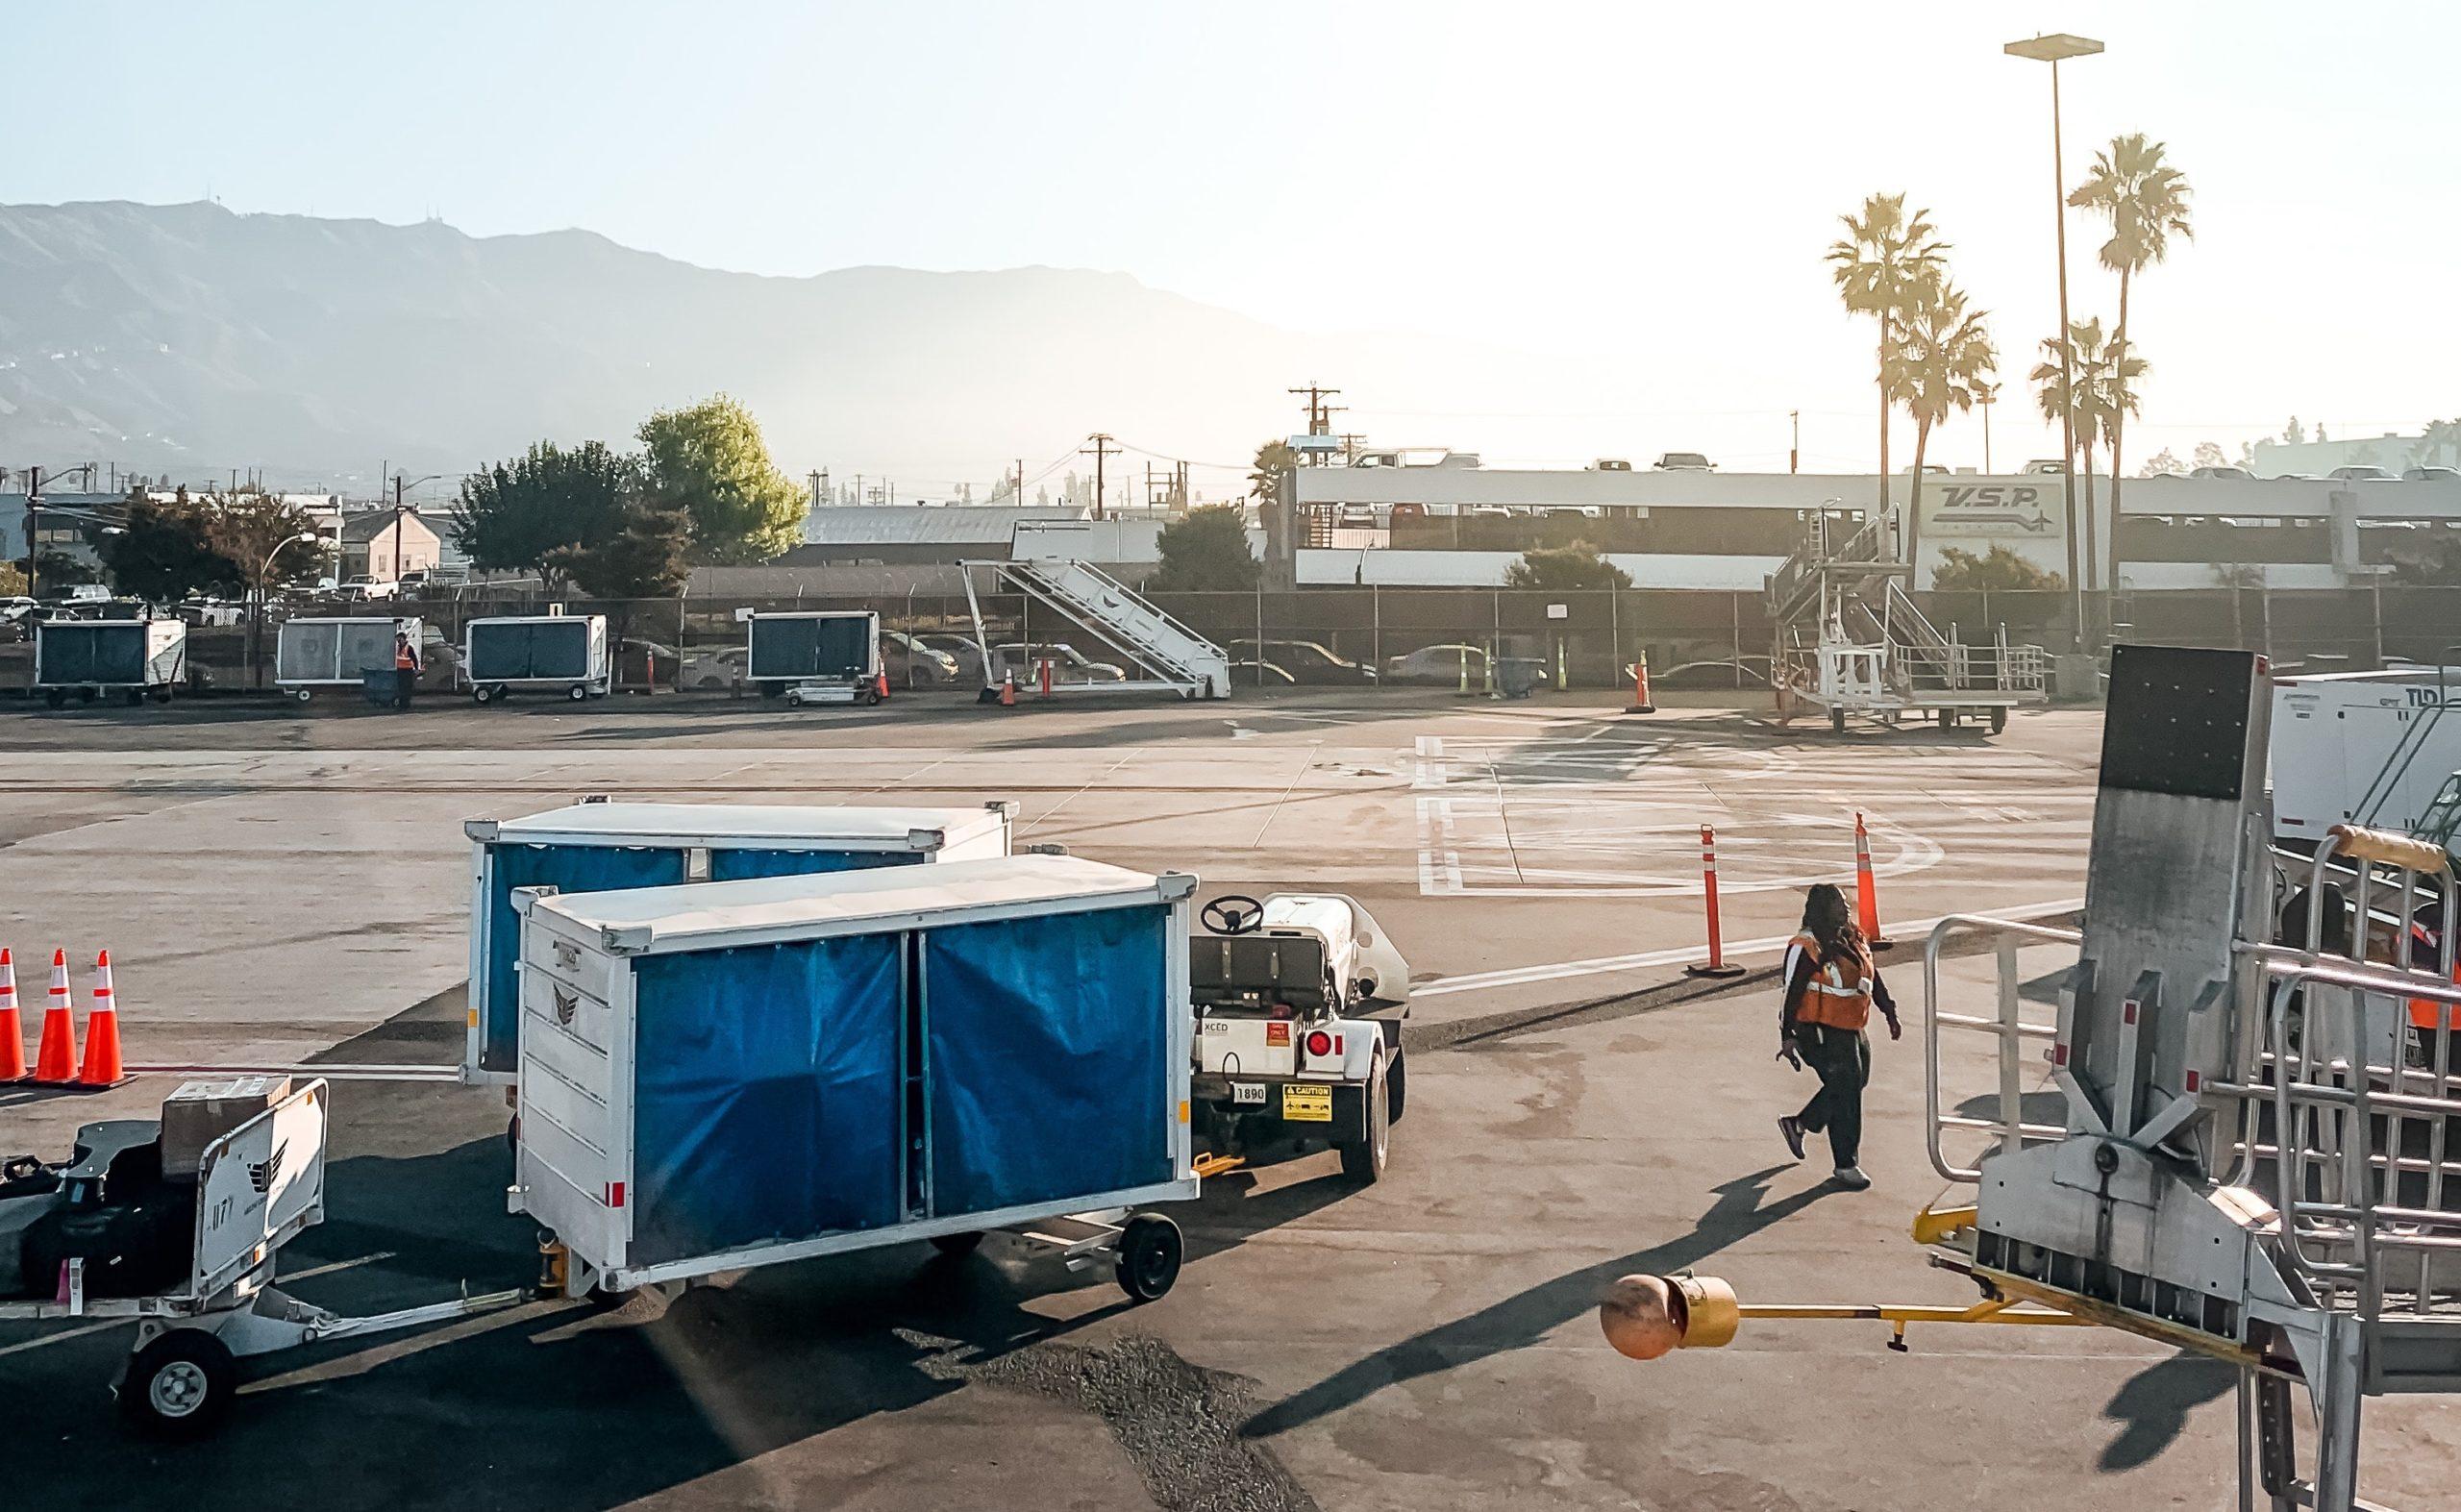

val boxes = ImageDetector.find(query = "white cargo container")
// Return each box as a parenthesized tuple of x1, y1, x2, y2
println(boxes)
(461, 612, 609, 704)
(745, 610, 883, 705)
(509, 855, 1197, 1301)
(274, 616, 421, 702)
(461, 801, 1017, 1085)
(35, 618, 186, 707)
(2271, 667, 2461, 842)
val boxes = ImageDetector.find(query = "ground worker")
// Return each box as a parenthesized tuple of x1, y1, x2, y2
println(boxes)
(394, 629, 421, 674)
(1776, 881, 1900, 1190)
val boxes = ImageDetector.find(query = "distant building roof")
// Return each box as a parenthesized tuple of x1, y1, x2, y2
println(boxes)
(339, 510, 441, 543)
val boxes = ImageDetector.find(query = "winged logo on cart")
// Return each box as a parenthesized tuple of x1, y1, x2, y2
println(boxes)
(554, 986, 578, 1026)
(249, 1141, 287, 1195)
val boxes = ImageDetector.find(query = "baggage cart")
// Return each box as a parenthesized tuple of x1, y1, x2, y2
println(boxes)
(35, 618, 186, 707)
(745, 610, 884, 705)
(508, 855, 1198, 1303)
(275, 615, 420, 704)
(461, 611, 609, 704)
(460, 801, 1017, 1085)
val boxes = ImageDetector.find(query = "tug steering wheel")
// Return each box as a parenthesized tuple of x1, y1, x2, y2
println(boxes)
(1202, 894, 1266, 936)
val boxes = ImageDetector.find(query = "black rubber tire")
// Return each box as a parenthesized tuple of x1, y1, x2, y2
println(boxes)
(1990, 706, 2009, 735)
(568, 683, 589, 702)
(929, 1230, 984, 1258)
(44, 688, 63, 708)
(472, 683, 494, 705)
(125, 688, 145, 706)
(758, 682, 785, 700)
(1828, 707, 1846, 734)
(1387, 1050, 1408, 1125)
(293, 689, 313, 705)
(152, 689, 173, 705)
(1115, 1214, 1183, 1302)
(120, 1329, 236, 1439)
(79, 685, 97, 704)
(1339, 1053, 1392, 1184)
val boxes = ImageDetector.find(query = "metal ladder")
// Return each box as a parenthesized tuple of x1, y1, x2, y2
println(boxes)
(969, 556, 1230, 699)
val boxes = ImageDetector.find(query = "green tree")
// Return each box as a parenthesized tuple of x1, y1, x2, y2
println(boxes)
(1148, 503, 1260, 591)
(1889, 279, 1996, 567)
(1504, 542, 1631, 592)
(637, 395, 805, 563)
(98, 487, 242, 605)
(2193, 440, 2228, 471)
(0, 560, 23, 596)
(1827, 192, 1946, 518)
(1930, 545, 2066, 592)
(2030, 318, 2144, 589)
(450, 440, 636, 586)
(550, 495, 694, 600)
(2284, 416, 2305, 445)
(2138, 447, 2186, 478)
(2068, 135, 2193, 587)
(2414, 419, 2461, 469)
(1248, 439, 1297, 505)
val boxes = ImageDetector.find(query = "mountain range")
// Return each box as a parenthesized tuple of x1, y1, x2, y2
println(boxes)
(0, 200, 1578, 496)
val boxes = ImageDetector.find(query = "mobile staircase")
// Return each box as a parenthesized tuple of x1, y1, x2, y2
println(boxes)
(963, 526, 1231, 700)
(1766, 511, 2045, 734)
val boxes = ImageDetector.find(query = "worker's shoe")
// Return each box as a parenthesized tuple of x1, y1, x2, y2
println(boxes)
(1832, 1166, 1872, 1191)
(1777, 1115, 1805, 1161)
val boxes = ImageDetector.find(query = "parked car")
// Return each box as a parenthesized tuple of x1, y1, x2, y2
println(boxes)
(2021, 459, 2067, 476)
(1653, 452, 1715, 471)
(2270, 472, 2324, 483)
(680, 645, 748, 690)
(916, 632, 989, 684)
(990, 642, 1127, 683)
(883, 629, 959, 685)
(336, 576, 399, 603)
(46, 583, 112, 607)
(1226, 638, 1378, 685)
(1386, 644, 1492, 685)
(2404, 465, 2460, 482)
(2190, 465, 2254, 480)
(2328, 465, 2398, 482)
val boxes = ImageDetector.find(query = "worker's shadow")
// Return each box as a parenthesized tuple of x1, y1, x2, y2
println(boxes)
(2099, 1352, 2235, 1471)
(1241, 1164, 1829, 1439)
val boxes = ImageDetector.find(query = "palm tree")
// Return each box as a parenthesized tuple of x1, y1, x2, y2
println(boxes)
(2030, 319, 2146, 589)
(1890, 282, 1998, 566)
(2068, 135, 2193, 585)
(2415, 418, 2461, 470)
(1827, 193, 1946, 525)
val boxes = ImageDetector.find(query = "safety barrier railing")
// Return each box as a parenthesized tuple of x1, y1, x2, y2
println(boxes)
(1921, 913, 2082, 1183)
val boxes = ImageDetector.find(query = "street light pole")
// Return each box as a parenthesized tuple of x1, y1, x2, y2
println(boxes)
(250, 531, 317, 688)
(2006, 32, 2101, 651)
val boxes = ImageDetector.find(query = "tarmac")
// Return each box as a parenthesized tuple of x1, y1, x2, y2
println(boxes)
(2, 686, 2455, 1509)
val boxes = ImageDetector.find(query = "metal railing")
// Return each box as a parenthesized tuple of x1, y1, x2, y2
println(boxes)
(1921, 913, 2082, 1183)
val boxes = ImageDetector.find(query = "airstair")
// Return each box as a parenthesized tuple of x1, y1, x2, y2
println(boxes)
(962, 530, 1230, 700)
(2353, 658, 2457, 832)
(1766, 512, 2045, 733)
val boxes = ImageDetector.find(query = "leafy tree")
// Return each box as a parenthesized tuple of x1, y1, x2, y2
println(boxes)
(2068, 135, 2193, 583)
(2284, 416, 2305, 444)
(98, 487, 241, 604)
(1248, 439, 1297, 505)
(1148, 504, 1260, 591)
(205, 489, 333, 685)
(1504, 542, 1631, 592)
(0, 560, 23, 596)
(450, 440, 636, 585)
(1888, 278, 1996, 565)
(2138, 448, 2187, 478)
(2193, 440, 2227, 471)
(2414, 420, 2461, 469)
(1930, 545, 2065, 592)
(1827, 193, 1946, 519)
(25, 551, 97, 588)
(2030, 318, 2145, 588)
(637, 395, 805, 563)
(550, 495, 694, 600)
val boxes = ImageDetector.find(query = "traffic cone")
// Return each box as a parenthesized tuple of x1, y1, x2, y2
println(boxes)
(33, 949, 77, 1084)
(1628, 652, 1656, 715)
(0, 949, 25, 1082)
(876, 671, 891, 701)
(1853, 813, 1895, 952)
(999, 672, 1016, 707)
(77, 950, 127, 1089)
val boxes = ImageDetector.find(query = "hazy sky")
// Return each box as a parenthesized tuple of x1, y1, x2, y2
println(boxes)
(9, 1, 2456, 477)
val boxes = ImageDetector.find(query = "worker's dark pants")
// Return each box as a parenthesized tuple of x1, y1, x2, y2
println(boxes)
(1794, 1024, 1871, 1169)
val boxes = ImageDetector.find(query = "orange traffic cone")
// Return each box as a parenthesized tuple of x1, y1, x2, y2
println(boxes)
(0, 949, 25, 1082)
(34, 949, 77, 1084)
(999, 672, 1016, 707)
(1628, 652, 1656, 715)
(1853, 813, 1895, 952)
(77, 950, 127, 1089)
(876, 670, 891, 701)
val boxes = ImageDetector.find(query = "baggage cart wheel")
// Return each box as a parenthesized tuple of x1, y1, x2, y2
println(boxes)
(568, 683, 589, 702)
(1387, 1049, 1408, 1125)
(292, 688, 313, 705)
(78, 685, 97, 703)
(472, 683, 495, 705)
(44, 688, 64, 708)
(929, 1230, 983, 1258)
(125, 688, 145, 706)
(1828, 707, 1846, 734)
(1339, 1052, 1392, 1184)
(1989, 706, 2009, 735)
(151, 688, 172, 705)
(120, 1328, 236, 1439)
(1115, 1214, 1182, 1303)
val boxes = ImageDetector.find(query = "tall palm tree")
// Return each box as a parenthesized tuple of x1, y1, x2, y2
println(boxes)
(1827, 193, 1946, 527)
(2068, 135, 2193, 585)
(1891, 283, 1998, 566)
(2030, 319, 2146, 589)
(2415, 418, 2461, 469)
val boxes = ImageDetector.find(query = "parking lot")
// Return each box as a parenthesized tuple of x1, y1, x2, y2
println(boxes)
(4, 687, 2456, 1509)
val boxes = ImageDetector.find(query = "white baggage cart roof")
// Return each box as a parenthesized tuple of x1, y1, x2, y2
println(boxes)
(473, 801, 1013, 852)
(527, 853, 1192, 955)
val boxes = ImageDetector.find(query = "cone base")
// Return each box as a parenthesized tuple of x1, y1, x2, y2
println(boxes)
(1684, 962, 1748, 979)
(1626, 704, 1656, 714)
(25, 1077, 129, 1094)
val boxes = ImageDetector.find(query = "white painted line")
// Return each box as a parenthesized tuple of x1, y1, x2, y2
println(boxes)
(1416, 898, 2084, 999)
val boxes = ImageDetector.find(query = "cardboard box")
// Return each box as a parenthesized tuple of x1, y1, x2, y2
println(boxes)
(160, 1076, 292, 1180)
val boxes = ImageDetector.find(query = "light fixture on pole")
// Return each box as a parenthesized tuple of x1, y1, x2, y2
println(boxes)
(2004, 31, 2101, 647)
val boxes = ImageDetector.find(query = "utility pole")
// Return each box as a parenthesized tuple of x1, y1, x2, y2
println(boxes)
(1081, 434, 1119, 521)
(392, 474, 407, 584)
(1789, 411, 1801, 475)
(1287, 384, 1342, 462)
(1014, 459, 1026, 507)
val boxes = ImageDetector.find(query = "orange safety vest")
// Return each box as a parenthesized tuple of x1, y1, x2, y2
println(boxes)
(1789, 930, 1876, 1032)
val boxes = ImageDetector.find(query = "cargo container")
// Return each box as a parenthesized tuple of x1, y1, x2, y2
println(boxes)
(461, 801, 1017, 1084)
(461, 612, 609, 703)
(2272, 666, 2461, 842)
(510, 855, 1196, 1301)
(274, 616, 421, 703)
(35, 618, 186, 707)
(746, 610, 882, 704)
